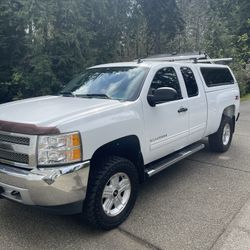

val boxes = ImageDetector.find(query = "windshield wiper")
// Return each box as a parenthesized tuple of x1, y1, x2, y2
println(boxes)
(76, 94, 111, 99)
(59, 91, 76, 97)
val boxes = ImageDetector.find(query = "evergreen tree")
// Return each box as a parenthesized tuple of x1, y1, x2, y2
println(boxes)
(0, 0, 27, 103)
(0, 0, 249, 103)
(139, 0, 184, 54)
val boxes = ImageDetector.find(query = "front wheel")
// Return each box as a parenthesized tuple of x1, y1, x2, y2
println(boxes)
(209, 116, 233, 153)
(83, 156, 139, 230)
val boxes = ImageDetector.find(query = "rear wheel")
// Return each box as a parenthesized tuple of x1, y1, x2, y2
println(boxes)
(209, 116, 233, 152)
(83, 156, 139, 230)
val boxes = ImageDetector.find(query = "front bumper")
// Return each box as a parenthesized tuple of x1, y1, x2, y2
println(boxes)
(0, 161, 90, 214)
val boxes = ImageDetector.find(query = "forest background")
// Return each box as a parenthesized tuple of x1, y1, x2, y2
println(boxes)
(0, 0, 249, 103)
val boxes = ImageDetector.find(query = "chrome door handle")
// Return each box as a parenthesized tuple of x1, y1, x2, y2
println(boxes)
(178, 107, 188, 113)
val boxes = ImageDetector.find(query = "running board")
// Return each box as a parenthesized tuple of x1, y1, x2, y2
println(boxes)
(145, 143, 205, 177)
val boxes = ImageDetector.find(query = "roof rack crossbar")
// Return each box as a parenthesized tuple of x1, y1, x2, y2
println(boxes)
(195, 58, 233, 63)
(141, 53, 208, 63)
(138, 53, 233, 64)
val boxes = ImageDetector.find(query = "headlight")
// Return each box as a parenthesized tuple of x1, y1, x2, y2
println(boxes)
(38, 132, 82, 166)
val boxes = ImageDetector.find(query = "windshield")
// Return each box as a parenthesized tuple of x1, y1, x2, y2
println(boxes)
(61, 67, 149, 101)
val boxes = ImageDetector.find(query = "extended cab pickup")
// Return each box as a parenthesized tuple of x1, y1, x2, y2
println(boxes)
(0, 55, 240, 229)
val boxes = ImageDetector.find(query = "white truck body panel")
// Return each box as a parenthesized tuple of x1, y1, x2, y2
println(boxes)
(0, 59, 240, 215)
(196, 65, 240, 136)
(0, 61, 240, 166)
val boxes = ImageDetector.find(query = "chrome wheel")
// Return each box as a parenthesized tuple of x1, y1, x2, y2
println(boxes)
(222, 123, 231, 145)
(102, 172, 131, 217)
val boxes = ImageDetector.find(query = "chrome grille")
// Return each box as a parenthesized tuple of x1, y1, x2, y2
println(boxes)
(0, 149, 28, 164)
(0, 133, 30, 145)
(0, 131, 37, 169)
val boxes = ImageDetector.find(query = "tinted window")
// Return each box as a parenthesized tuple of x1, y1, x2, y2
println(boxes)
(61, 67, 149, 101)
(181, 67, 198, 97)
(201, 67, 234, 87)
(149, 67, 182, 99)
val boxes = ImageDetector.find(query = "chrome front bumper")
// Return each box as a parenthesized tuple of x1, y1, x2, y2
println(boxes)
(0, 161, 90, 213)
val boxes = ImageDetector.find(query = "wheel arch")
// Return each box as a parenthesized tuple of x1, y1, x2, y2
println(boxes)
(222, 105, 236, 133)
(89, 135, 145, 183)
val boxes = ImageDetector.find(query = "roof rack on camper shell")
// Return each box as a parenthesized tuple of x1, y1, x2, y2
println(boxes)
(137, 52, 233, 64)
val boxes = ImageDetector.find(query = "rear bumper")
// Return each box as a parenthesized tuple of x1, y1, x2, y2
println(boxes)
(0, 161, 90, 214)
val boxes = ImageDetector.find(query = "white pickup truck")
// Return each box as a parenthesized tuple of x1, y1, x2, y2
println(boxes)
(0, 54, 240, 229)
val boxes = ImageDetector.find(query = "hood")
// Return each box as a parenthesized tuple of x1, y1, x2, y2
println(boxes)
(0, 96, 124, 127)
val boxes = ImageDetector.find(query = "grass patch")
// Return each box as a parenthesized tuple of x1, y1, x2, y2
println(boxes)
(241, 93, 250, 102)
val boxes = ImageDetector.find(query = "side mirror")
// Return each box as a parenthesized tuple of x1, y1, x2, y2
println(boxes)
(147, 87, 178, 107)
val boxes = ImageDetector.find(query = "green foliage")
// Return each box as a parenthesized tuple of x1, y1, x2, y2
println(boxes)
(0, 0, 27, 103)
(177, 0, 250, 96)
(0, 0, 249, 104)
(232, 66, 250, 96)
(139, 0, 184, 54)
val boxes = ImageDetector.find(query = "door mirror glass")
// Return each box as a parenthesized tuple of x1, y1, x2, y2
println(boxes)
(147, 87, 178, 107)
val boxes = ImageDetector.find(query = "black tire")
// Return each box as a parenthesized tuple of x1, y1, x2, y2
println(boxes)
(209, 116, 233, 153)
(83, 156, 139, 230)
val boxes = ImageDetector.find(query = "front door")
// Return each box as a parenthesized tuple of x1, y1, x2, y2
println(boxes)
(142, 67, 189, 163)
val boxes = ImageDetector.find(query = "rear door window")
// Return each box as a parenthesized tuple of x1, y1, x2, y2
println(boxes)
(200, 67, 234, 87)
(181, 67, 199, 97)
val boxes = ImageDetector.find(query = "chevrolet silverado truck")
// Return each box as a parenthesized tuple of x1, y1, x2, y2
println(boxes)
(0, 54, 240, 230)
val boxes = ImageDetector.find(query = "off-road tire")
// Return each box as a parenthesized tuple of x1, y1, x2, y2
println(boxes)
(209, 116, 233, 153)
(83, 156, 139, 230)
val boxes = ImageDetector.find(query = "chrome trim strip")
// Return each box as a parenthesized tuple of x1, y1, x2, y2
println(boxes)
(0, 158, 29, 168)
(0, 143, 30, 155)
